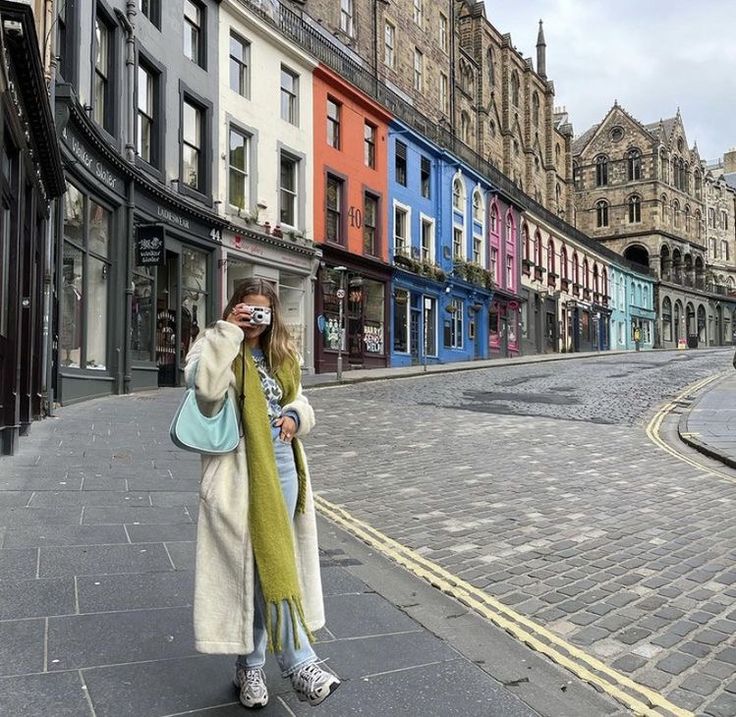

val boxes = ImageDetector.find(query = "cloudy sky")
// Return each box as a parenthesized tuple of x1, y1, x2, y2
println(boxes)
(484, 0, 736, 162)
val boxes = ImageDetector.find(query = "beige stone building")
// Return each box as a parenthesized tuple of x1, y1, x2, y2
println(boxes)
(291, 0, 571, 216)
(572, 104, 736, 347)
(703, 150, 736, 295)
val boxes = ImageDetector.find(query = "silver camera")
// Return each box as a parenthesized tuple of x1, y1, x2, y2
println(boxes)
(246, 305, 272, 326)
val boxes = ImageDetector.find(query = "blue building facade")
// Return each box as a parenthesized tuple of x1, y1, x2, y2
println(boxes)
(388, 121, 496, 366)
(609, 266, 656, 350)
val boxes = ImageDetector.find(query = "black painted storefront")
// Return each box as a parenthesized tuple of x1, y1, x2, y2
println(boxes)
(54, 89, 226, 405)
(0, 4, 65, 454)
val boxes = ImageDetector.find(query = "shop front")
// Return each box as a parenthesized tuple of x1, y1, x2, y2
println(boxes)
(221, 229, 320, 373)
(391, 269, 442, 368)
(489, 293, 521, 358)
(56, 109, 130, 405)
(56, 93, 226, 402)
(316, 248, 391, 373)
(0, 3, 65, 454)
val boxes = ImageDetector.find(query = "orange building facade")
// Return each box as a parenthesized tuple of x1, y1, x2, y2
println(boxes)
(312, 65, 392, 373)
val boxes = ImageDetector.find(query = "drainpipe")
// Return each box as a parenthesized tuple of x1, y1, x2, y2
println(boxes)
(40, 0, 58, 416)
(116, 2, 136, 163)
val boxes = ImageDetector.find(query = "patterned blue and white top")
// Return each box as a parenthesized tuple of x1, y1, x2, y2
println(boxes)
(250, 347, 283, 420)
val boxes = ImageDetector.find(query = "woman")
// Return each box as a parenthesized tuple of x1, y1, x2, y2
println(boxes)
(184, 278, 340, 709)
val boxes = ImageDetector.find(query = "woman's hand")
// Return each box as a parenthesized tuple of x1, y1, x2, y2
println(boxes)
(274, 415, 297, 442)
(226, 303, 253, 328)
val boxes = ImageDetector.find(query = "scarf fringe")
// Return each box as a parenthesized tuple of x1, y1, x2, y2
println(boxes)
(264, 597, 316, 653)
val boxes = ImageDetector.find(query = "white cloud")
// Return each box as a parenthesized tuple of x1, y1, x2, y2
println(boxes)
(483, 0, 736, 160)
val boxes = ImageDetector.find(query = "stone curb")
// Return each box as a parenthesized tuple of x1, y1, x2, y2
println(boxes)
(677, 373, 736, 470)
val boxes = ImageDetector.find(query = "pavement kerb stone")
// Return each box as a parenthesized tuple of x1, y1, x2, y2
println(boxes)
(303, 346, 722, 389)
(677, 374, 736, 470)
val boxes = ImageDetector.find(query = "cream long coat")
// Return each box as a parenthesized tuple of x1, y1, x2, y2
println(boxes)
(184, 320, 325, 654)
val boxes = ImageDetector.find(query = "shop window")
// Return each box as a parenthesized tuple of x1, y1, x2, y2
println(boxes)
(279, 273, 306, 358)
(228, 125, 250, 211)
(363, 193, 379, 256)
(326, 174, 343, 244)
(229, 31, 250, 97)
(180, 248, 207, 361)
(361, 278, 385, 355)
(327, 98, 341, 149)
(131, 269, 154, 361)
(393, 290, 409, 353)
(444, 298, 464, 349)
(364, 123, 376, 168)
(424, 296, 437, 356)
(184, 0, 206, 68)
(93, 9, 115, 134)
(280, 66, 299, 125)
(61, 184, 112, 371)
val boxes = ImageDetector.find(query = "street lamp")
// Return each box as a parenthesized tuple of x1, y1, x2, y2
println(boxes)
(332, 266, 347, 381)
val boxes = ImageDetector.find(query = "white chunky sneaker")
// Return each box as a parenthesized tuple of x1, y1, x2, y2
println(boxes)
(234, 666, 269, 709)
(290, 662, 341, 706)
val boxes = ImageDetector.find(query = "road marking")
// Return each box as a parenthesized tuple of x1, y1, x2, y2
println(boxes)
(315, 495, 692, 717)
(645, 372, 736, 484)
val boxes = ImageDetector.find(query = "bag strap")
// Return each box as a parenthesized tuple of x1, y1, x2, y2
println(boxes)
(239, 343, 246, 403)
(185, 359, 198, 390)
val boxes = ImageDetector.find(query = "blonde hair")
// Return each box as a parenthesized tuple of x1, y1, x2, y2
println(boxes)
(222, 279, 296, 371)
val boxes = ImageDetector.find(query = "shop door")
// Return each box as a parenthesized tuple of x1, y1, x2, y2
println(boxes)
(410, 308, 420, 363)
(347, 282, 364, 366)
(156, 252, 179, 386)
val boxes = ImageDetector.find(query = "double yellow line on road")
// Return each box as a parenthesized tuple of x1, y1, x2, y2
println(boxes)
(645, 372, 735, 483)
(315, 494, 692, 717)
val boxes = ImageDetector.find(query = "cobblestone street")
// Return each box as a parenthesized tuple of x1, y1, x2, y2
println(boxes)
(307, 348, 736, 716)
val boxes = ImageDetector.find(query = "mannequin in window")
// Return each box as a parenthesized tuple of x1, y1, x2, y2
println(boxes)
(61, 264, 82, 367)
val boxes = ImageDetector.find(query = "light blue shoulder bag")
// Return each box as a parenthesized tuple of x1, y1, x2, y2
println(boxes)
(169, 359, 241, 455)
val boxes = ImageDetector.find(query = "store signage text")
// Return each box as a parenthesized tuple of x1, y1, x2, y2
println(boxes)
(156, 206, 191, 230)
(63, 127, 119, 192)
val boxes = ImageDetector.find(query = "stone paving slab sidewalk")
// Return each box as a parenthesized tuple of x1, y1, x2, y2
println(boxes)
(679, 372, 736, 469)
(0, 391, 627, 717)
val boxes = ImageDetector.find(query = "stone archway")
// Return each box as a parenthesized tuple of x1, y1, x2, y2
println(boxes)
(624, 244, 649, 269)
(674, 300, 683, 343)
(660, 245, 671, 280)
(686, 302, 696, 336)
(697, 304, 707, 344)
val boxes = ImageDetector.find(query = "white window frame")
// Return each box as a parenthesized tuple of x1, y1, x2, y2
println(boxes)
(227, 124, 250, 211)
(439, 13, 448, 53)
(413, 48, 423, 92)
(472, 188, 484, 223)
(384, 20, 395, 68)
(393, 200, 411, 257)
(340, 0, 354, 37)
(452, 224, 465, 261)
(439, 72, 448, 115)
(413, 0, 422, 26)
(280, 66, 299, 126)
(279, 151, 299, 229)
(419, 213, 435, 264)
(472, 233, 483, 265)
(423, 295, 438, 357)
(449, 298, 464, 349)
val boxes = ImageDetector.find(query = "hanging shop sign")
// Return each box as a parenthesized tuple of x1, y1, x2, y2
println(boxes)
(135, 224, 166, 266)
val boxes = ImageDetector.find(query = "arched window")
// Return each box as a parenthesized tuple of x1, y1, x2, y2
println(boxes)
(555, 183, 562, 210)
(627, 148, 642, 181)
(593, 263, 600, 294)
(694, 171, 702, 199)
(490, 202, 499, 235)
(662, 296, 672, 342)
(601, 268, 608, 300)
(679, 159, 686, 191)
(660, 149, 668, 182)
(452, 176, 465, 210)
(694, 210, 702, 240)
(486, 47, 494, 86)
(672, 199, 680, 228)
(628, 195, 641, 223)
(582, 258, 589, 289)
(661, 195, 668, 224)
(472, 189, 484, 222)
(560, 246, 568, 280)
(684, 205, 691, 232)
(547, 238, 555, 277)
(510, 70, 519, 107)
(595, 155, 608, 187)
(573, 161, 581, 189)
(572, 252, 579, 286)
(596, 200, 609, 228)
(460, 112, 470, 144)
(532, 92, 540, 127)
(522, 223, 531, 264)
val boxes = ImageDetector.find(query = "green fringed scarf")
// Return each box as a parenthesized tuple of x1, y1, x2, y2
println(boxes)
(232, 344, 313, 653)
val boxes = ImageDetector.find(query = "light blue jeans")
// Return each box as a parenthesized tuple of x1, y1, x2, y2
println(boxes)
(236, 424, 317, 677)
